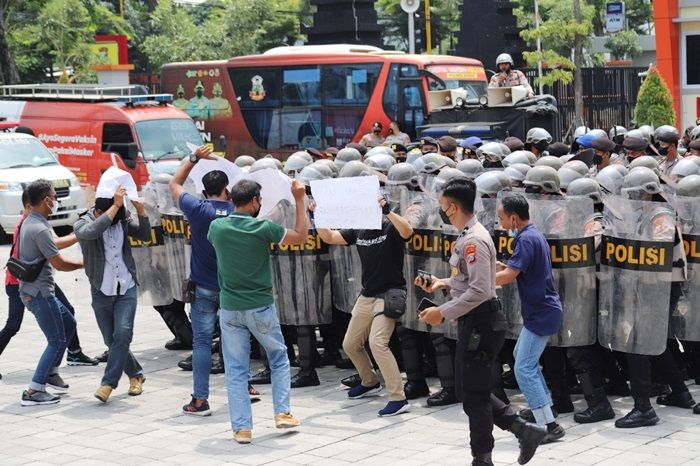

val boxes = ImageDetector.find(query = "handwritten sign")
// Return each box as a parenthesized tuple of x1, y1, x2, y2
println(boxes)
(310, 176, 381, 229)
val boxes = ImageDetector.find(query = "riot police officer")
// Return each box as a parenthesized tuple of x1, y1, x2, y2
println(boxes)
(417, 179, 546, 466)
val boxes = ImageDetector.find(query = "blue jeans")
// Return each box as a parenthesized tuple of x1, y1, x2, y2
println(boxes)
(191, 286, 219, 400)
(513, 326, 552, 416)
(219, 304, 290, 431)
(91, 286, 142, 388)
(22, 292, 77, 391)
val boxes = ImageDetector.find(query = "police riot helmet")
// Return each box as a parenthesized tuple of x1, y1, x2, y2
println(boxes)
(339, 160, 371, 178)
(335, 147, 362, 170)
(567, 177, 604, 204)
(558, 167, 584, 190)
(624, 129, 645, 140)
(654, 125, 680, 144)
(477, 142, 511, 161)
(365, 145, 394, 158)
(433, 167, 467, 193)
(609, 126, 627, 140)
(416, 153, 448, 174)
(249, 158, 279, 173)
(690, 125, 700, 141)
(523, 165, 560, 193)
(534, 155, 564, 171)
(504, 163, 531, 184)
(612, 164, 629, 177)
(670, 157, 700, 181)
(588, 129, 608, 140)
(628, 155, 660, 176)
(573, 126, 591, 139)
(496, 53, 514, 66)
(314, 158, 340, 178)
(364, 153, 396, 173)
(297, 164, 329, 185)
(291, 150, 313, 164)
(503, 150, 537, 167)
(623, 166, 662, 195)
(562, 160, 590, 177)
(283, 153, 312, 175)
(596, 165, 625, 194)
(637, 125, 654, 142)
(676, 174, 700, 197)
(234, 155, 255, 168)
(475, 171, 511, 197)
(310, 160, 336, 179)
(441, 155, 457, 168)
(525, 127, 553, 144)
(386, 162, 419, 187)
(456, 159, 485, 179)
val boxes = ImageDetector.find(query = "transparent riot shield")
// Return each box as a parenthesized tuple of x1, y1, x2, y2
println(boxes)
(598, 196, 674, 355)
(129, 182, 174, 306)
(671, 196, 700, 341)
(155, 180, 191, 302)
(269, 197, 332, 326)
(330, 245, 363, 314)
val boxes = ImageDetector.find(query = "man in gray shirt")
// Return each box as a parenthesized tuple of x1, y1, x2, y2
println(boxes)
(19, 179, 83, 406)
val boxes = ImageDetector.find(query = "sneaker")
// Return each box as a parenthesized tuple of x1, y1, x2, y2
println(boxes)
(66, 351, 99, 366)
(183, 396, 212, 416)
(21, 390, 60, 406)
(94, 385, 113, 403)
(234, 429, 252, 444)
(275, 412, 301, 429)
(348, 383, 382, 399)
(178, 355, 193, 371)
(128, 374, 145, 396)
(248, 384, 261, 402)
(378, 400, 410, 417)
(47, 374, 69, 393)
(94, 350, 109, 363)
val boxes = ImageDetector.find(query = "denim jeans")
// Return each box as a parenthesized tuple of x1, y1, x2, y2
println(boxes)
(219, 304, 290, 431)
(2, 285, 81, 356)
(91, 286, 142, 388)
(513, 326, 552, 423)
(22, 292, 77, 391)
(191, 286, 219, 400)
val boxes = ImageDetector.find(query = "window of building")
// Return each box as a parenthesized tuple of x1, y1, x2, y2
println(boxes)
(685, 34, 700, 86)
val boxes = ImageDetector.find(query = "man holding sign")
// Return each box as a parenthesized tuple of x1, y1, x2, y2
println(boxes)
(315, 196, 414, 417)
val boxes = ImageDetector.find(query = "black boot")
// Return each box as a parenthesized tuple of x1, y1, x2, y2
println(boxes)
(165, 338, 191, 350)
(657, 390, 695, 409)
(250, 367, 271, 384)
(471, 452, 494, 466)
(541, 422, 565, 444)
(508, 416, 547, 465)
(650, 383, 671, 397)
(178, 355, 193, 371)
(291, 370, 320, 388)
(404, 379, 430, 400)
(574, 373, 615, 424)
(427, 387, 458, 407)
(615, 400, 659, 428)
(502, 369, 518, 390)
(694, 402, 700, 414)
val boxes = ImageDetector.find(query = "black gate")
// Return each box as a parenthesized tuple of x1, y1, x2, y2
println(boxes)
(523, 67, 646, 140)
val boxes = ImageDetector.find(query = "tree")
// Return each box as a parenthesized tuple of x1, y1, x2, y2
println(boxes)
(0, 0, 21, 84)
(634, 66, 676, 127)
(605, 30, 642, 60)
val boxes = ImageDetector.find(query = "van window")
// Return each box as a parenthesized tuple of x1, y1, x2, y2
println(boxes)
(102, 123, 135, 162)
(0, 137, 58, 169)
(135, 119, 203, 160)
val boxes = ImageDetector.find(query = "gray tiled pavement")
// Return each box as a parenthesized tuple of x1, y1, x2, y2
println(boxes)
(2, 244, 700, 465)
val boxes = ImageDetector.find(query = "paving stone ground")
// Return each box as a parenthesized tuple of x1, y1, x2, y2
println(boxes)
(2, 243, 700, 465)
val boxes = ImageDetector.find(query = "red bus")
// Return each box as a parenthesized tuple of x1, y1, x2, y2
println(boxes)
(161, 45, 488, 159)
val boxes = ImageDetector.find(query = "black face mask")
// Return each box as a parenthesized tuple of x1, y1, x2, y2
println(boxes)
(535, 141, 549, 153)
(657, 145, 669, 156)
(112, 206, 126, 225)
(483, 160, 502, 169)
(594, 202, 604, 213)
(439, 207, 451, 225)
(592, 154, 603, 166)
(626, 155, 636, 164)
(524, 186, 542, 194)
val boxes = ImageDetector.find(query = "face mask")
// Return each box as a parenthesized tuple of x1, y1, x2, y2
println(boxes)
(592, 154, 603, 165)
(658, 145, 669, 156)
(196, 90, 203, 98)
(507, 216, 518, 237)
(252, 198, 261, 218)
(535, 141, 549, 153)
(439, 206, 452, 225)
(626, 155, 636, 164)
(483, 160, 502, 169)
(49, 198, 59, 216)
(524, 186, 541, 194)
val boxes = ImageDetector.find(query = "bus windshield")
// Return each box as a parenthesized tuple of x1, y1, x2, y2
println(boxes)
(0, 137, 58, 169)
(135, 119, 203, 160)
(426, 65, 488, 103)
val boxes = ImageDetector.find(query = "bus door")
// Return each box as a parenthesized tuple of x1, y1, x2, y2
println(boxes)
(383, 64, 426, 141)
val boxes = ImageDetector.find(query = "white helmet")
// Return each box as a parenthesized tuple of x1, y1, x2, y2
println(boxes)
(573, 126, 591, 139)
(689, 125, 700, 141)
(609, 126, 627, 140)
(637, 125, 654, 142)
(525, 127, 553, 144)
(496, 53, 514, 66)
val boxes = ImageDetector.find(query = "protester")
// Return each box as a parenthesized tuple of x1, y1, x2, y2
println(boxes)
(18, 179, 84, 406)
(208, 178, 307, 444)
(74, 186, 150, 403)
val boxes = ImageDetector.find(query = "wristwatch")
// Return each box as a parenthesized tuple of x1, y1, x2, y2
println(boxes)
(189, 153, 199, 164)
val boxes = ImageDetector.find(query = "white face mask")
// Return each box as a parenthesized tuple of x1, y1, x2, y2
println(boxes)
(49, 198, 59, 216)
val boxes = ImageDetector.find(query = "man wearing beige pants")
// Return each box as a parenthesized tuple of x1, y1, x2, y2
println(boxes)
(317, 197, 413, 416)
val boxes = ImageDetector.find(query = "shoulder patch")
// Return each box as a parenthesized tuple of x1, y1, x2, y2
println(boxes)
(465, 243, 477, 264)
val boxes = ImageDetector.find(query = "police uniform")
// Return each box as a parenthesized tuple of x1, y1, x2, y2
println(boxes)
(439, 215, 516, 457)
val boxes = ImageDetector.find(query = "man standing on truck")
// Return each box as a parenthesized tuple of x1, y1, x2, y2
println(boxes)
(488, 53, 534, 98)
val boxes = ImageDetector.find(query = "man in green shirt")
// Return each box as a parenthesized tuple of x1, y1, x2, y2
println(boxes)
(208, 178, 307, 444)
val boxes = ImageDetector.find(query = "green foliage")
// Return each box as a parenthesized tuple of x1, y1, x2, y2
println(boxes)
(604, 30, 642, 60)
(634, 67, 676, 127)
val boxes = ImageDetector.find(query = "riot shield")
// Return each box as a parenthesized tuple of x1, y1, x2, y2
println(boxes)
(495, 193, 597, 346)
(269, 197, 332, 326)
(129, 182, 174, 306)
(437, 226, 459, 340)
(155, 180, 191, 302)
(598, 196, 674, 355)
(330, 245, 363, 314)
(671, 196, 700, 341)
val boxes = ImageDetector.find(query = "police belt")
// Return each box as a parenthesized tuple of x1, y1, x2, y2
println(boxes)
(458, 298, 501, 324)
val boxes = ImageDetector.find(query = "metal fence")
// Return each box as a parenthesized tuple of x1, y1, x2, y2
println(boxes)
(523, 67, 646, 139)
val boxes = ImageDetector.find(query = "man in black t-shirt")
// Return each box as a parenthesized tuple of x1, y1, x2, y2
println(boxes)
(317, 197, 413, 417)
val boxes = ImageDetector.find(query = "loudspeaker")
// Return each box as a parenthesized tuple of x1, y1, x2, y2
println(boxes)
(400, 0, 420, 13)
(486, 85, 529, 107)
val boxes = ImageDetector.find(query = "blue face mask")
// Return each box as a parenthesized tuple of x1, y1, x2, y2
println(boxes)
(507, 216, 518, 237)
